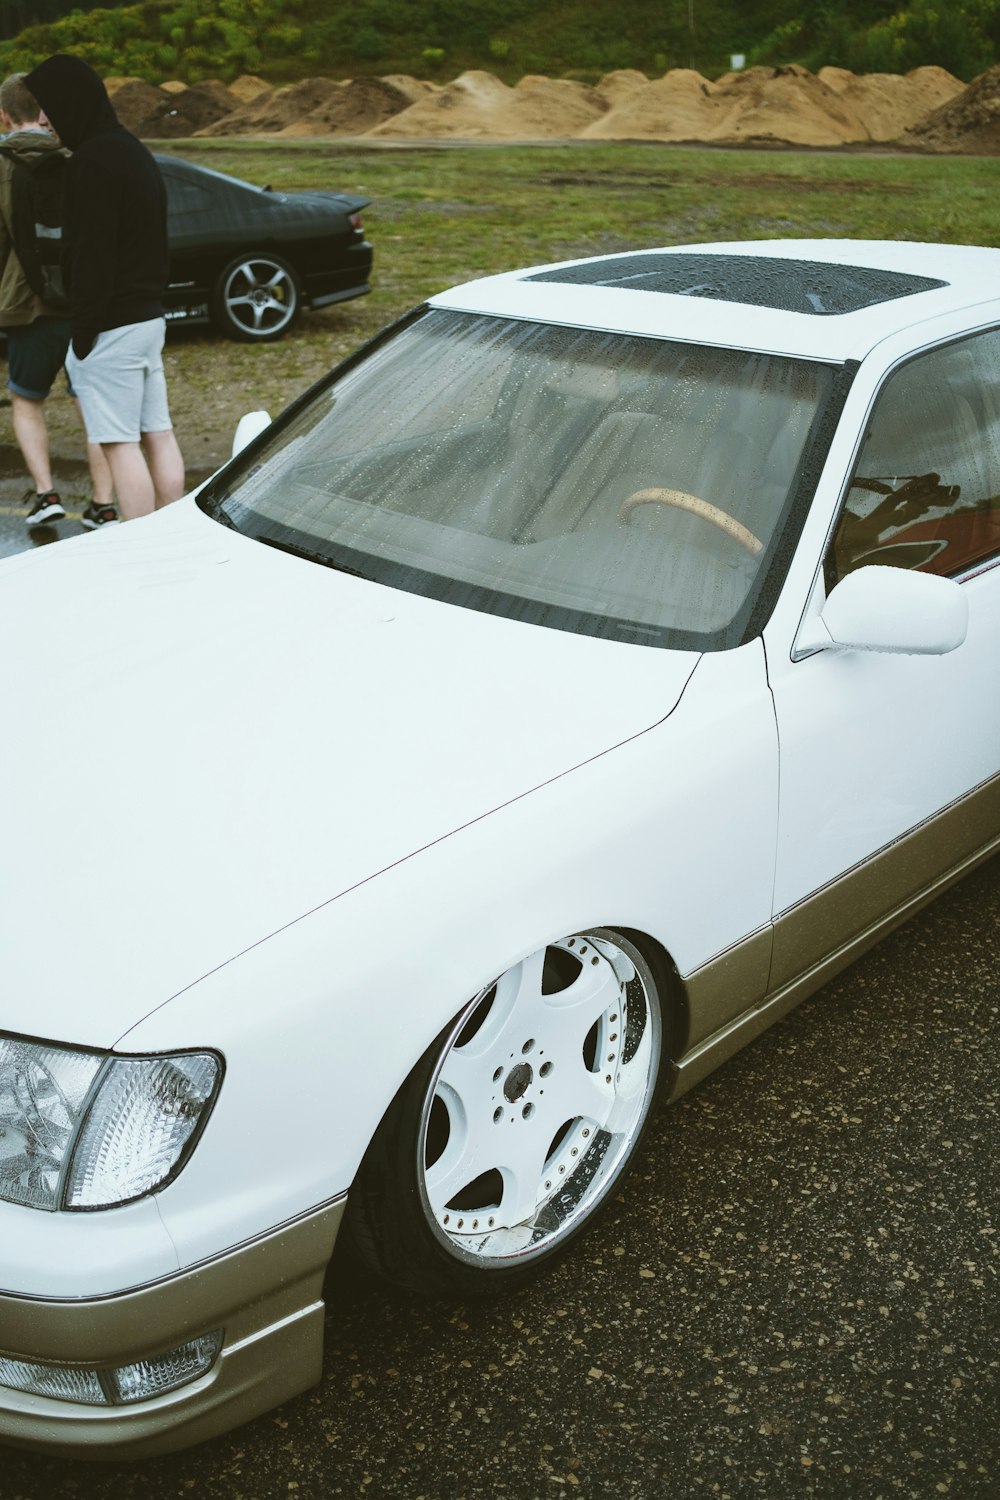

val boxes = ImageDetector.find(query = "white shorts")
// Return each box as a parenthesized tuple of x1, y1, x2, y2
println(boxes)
(67, 317, 173, 444)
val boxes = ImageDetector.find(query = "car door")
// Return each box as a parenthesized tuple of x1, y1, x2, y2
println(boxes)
(765, 321, 1000, 990)
(159, 160, 219, 315)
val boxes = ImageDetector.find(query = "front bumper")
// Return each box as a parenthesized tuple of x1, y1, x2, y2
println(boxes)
(0, 1196, 345, 1459)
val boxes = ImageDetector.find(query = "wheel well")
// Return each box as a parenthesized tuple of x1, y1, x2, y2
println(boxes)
(613, 926, 692, 1067)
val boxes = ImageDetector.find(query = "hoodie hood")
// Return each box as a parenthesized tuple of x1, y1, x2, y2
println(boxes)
(25, 53, 118, 150)
(0, 126, 66, 165)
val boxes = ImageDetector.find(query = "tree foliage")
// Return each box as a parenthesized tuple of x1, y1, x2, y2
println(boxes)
(0, 0, 995, 83)
(750, 0, 1000, 77)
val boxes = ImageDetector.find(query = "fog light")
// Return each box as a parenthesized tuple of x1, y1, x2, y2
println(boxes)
(0, 1330, 222, 1406)
(0, 1356, 105, 1403)
(110, 1331, 223, 1403)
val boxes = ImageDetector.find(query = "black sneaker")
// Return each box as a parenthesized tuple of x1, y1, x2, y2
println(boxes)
(25, 489, 66, 527)
(81, 501, 120, 530)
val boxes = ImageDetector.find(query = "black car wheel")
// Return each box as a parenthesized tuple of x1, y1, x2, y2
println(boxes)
(210, 252, 301, 342)
(344, 929, 666, 1297)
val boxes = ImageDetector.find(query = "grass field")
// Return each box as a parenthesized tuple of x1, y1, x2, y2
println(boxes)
(173, 137, 1000, 328)
(40, 139, 1000, 477)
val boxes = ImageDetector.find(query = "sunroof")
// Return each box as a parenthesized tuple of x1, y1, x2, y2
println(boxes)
(525, 253, 947, 315)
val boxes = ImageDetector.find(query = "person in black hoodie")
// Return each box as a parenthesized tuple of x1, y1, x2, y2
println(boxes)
(24, 54, 185, 523)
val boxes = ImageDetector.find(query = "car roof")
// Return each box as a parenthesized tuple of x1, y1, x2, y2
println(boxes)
(431, 239, 1000, 363)
(155, 152, 261, 192)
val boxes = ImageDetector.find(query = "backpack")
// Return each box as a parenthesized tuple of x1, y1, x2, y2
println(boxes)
(0, 144, 70, 311)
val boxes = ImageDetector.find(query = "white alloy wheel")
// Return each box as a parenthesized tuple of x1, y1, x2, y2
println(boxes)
(346, 930, 664, 1295)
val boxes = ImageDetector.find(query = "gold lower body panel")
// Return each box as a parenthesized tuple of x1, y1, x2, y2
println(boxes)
(669, 775, 1000, 1101)
(0, 1197, 345, 1460)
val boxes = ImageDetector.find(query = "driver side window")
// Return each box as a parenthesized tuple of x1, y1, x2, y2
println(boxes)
(828, 327, 1000, 587)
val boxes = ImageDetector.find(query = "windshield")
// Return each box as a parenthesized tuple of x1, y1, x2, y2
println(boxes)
(200, 309, 836, 649)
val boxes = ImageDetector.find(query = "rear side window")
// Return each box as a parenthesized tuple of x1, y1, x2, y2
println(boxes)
(829, 327, 1000, 585)
(162, 172, 214, 218)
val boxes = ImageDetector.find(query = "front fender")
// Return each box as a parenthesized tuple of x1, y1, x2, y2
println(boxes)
(120, 639, 778, 1270)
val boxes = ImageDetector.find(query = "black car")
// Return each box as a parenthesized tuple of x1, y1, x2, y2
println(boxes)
(157, 153, 372, 342)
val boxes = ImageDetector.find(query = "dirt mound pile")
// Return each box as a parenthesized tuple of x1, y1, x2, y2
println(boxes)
(107, 76, 237, 136)
(106, 78, 168, 135)
(594, 70, 650, 107)
(153, 80, 238, 137)
(197, 76, 344, 136)
(583, 68, 720, 141)
(583, 64, 870, 145)
(900, 63, 1000, 152)
(229, 74, 271, 103)
(275, 75, 435, 137)
(367, 70, 516, 138)
(819, 64, 962, 140)
(708, 64, 869, 145)
(104, 75, 143, 96)
(130, 63, 1000, 151)
(367, 69, 609, 140)
(500, 76, 607, 137)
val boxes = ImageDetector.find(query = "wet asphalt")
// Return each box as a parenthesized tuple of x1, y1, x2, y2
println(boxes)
(0, 462, 997, 1500)
(0, 455, 214, 558)
(0, 461, 93, 558)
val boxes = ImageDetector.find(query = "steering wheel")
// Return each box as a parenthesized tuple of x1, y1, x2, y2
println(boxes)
(618, 487, 763, 557)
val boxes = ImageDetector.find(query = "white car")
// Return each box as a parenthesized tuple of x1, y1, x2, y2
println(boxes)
(2, 238, 998, 1459)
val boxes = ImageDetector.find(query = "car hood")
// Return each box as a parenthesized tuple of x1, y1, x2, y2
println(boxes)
(0, 500, 699, 1049)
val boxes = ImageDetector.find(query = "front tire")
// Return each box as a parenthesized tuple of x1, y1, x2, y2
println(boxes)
(345, 929, 666, 1297)
(210, 252, 301, 342)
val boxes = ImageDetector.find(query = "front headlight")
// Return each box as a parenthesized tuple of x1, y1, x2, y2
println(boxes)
(0, 1035, 221, 1211)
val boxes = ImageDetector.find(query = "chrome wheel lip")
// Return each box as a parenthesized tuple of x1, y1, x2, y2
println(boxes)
(416, 932, 661, 1269)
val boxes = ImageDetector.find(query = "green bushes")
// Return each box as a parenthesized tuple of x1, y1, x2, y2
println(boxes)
(0, 0, 995, 85)
(751, 0, 999, 78)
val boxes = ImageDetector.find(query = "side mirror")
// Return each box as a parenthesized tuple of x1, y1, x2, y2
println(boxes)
(796, 564, 968, 657)
(231, 410, 271, 458)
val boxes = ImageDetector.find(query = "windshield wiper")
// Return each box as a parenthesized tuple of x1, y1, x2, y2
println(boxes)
(257, 534, 374, 581)
(204, 497, 238, 529)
